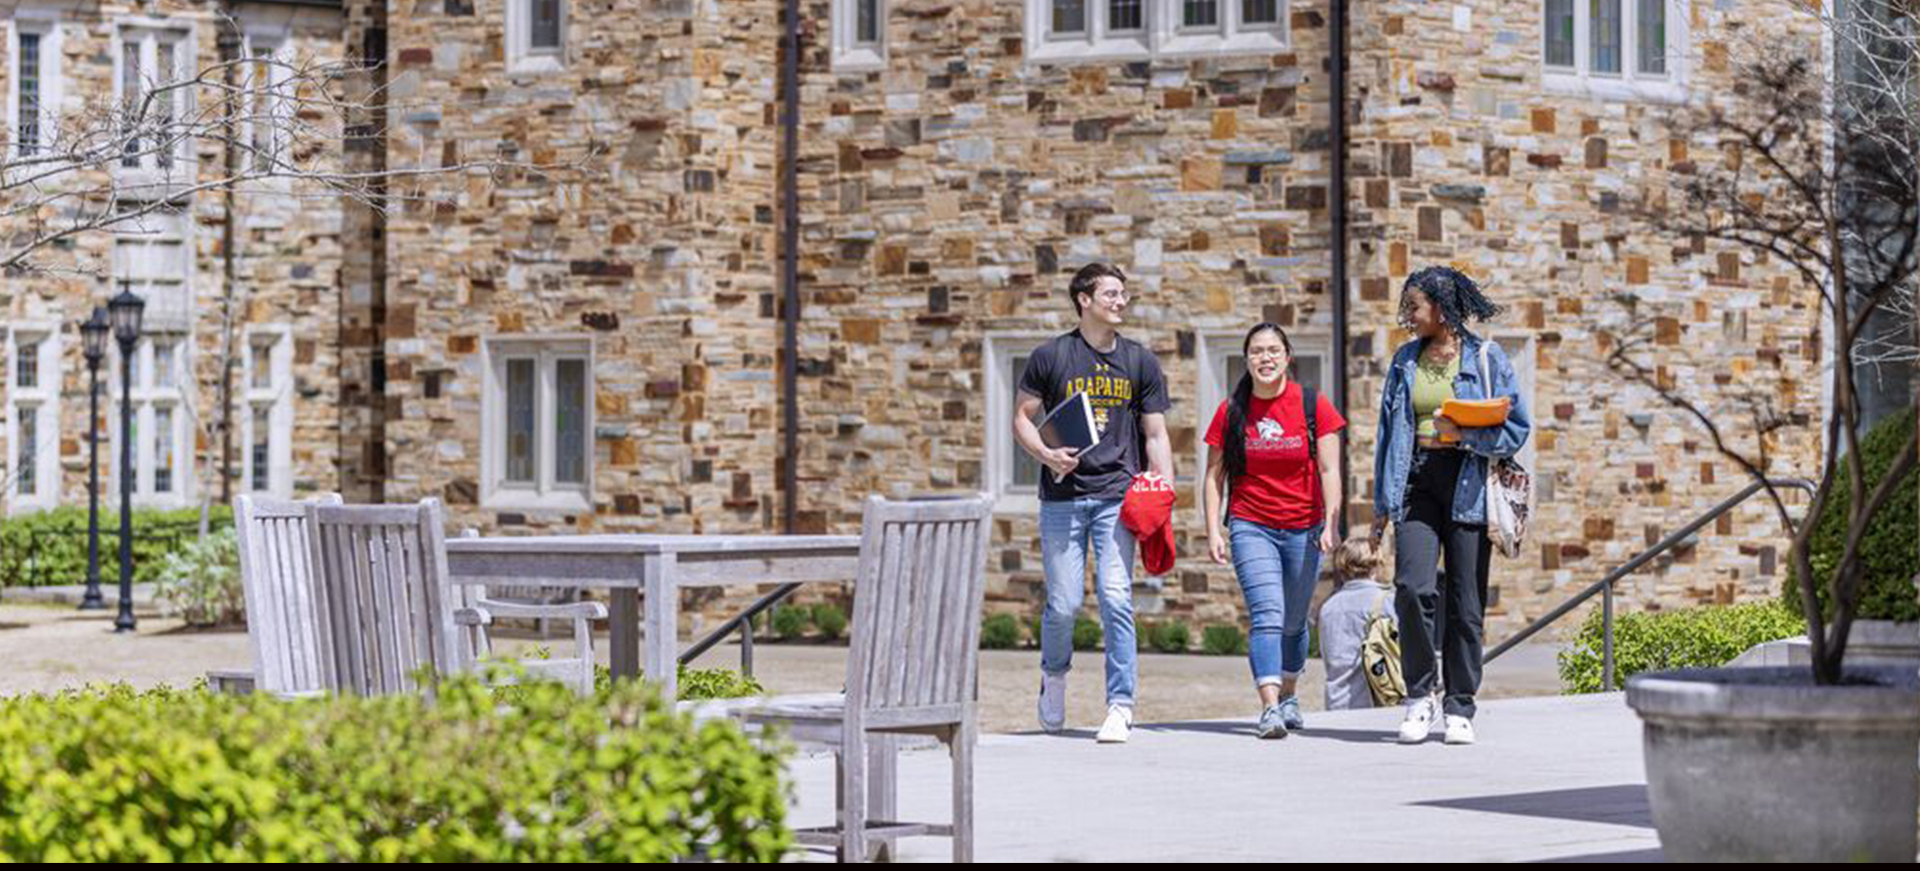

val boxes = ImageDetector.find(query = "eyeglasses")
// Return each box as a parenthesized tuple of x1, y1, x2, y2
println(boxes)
(1247, 348, 1289, 361)
(1093, 289, 1131, 304)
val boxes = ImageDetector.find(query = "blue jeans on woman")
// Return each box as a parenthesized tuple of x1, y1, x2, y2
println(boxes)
(1227, 518, 1324, 687)
(1039, 497, 1138, 708)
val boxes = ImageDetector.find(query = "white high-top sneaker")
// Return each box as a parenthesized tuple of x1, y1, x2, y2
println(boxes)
(1037, 673, 1067, 733)
(1398, 694, 1439, 744)
(1095, 704, 1133, 744)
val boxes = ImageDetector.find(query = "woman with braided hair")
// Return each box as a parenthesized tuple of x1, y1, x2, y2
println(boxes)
(1371, 266, 1531, 745)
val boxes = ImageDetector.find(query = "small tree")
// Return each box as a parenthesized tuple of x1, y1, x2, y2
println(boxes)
(1614, 10, 1918, 685)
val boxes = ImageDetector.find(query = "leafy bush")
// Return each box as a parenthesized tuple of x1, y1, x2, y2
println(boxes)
(770, 605, 810, 640)
(0, 677, 790, 861)
(0, 506, 234, 588)
(810, 603, 848, 640)
(1558, 600, 1807, 694)
(1072, 616, 1102, 651)
(673, 666, 765, 701)
(1150, 621, 1191, 654)
(980, 613, 1021, 650)
(1784, 410, 1918, 622)
(154, 528, 243, 627)
(1202, 625, 1248, 656)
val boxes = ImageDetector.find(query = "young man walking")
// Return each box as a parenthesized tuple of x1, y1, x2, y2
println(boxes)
(1013, 262, 1174, 743)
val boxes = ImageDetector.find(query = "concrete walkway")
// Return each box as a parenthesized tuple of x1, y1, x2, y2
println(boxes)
(784, 693, 1660, 862)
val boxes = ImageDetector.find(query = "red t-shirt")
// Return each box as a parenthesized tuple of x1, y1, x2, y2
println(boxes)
(1204, 382, 1347, 530)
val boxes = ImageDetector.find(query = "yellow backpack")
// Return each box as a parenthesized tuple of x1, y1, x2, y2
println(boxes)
(1362, 589, 1406, 707)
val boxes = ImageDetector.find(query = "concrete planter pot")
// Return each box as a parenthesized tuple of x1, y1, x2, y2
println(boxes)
(1627, 666, 1920, 863)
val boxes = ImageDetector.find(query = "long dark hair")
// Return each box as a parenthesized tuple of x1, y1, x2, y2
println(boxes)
(1224, 323, 1291, 481)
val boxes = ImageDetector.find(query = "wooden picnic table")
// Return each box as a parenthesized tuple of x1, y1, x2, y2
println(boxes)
(443, 534, 862, 699)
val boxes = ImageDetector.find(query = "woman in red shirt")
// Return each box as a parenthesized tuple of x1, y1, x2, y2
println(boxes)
(1203, 323, 1346, 739)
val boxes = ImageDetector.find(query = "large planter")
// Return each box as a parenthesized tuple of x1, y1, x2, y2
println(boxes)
(1846, 620, 1920, 667)
(1627, 666, 1920, 862)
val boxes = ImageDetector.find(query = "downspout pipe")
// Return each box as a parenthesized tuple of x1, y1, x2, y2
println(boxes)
(780, 0, 801, 535)
(1330, 0, 1351, 538)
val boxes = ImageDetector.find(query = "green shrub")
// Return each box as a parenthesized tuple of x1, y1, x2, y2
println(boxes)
(1202, 625, 1247, 656)
(673, 666, 765, 701)
(154, 528, 243, 628)
(1558, 600, 1807, 694)
(810, 603, 848, 640)
(1784, 410, 1918, 622)
(1072, 616, 1102, 651)
(1150, 621, 1191, 654)
(980, 613, 1020, 650)
(0, 506, 235, 588)
(770, 605, 810, 640)
(0, 677, 790, 861)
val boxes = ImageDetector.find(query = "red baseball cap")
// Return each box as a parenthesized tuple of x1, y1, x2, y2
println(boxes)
(1121, 474, 1177, 576)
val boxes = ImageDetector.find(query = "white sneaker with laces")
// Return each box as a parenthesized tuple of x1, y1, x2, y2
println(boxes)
(1444, 714, 1476, 745)
(1398, 695, 1438, 744)
(1038, 673, 1067, 733)
(1095, 704, 1133, 744)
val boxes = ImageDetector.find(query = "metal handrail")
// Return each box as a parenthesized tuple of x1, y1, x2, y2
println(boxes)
(678, 582, 803, 674)
(1482, 477, 1815, 691)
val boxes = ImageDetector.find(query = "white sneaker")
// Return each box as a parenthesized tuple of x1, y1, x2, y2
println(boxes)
(1037, 673, 1067, 733)
(1444, 715, 1476, 745)
(1095, 704, 1133, 744)
(1398, 695, 1438, 744)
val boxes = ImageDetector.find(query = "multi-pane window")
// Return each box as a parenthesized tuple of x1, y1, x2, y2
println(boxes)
(111, 335, 189, 505)
(17, 33, 40, 155)
(1028, 0, 1288, 62)
(118, 27, 190, 173)
(530, 0, 562, 50)
(7, 330, 59, 508)
(11, 22, 59, 159)
(243, 36, 284, 174)
(486, 339, 592, 508)
(113, 207, 191, 331)
(242, 331, 291, 496)
(1542, 0, 1680, 98)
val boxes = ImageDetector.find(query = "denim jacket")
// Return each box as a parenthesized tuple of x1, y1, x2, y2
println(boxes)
(1372, 331, 1532, 526)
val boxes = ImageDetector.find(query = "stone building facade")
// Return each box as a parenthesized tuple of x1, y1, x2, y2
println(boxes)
(6, 0, 1849, 643)
(1, 0, 348, 523)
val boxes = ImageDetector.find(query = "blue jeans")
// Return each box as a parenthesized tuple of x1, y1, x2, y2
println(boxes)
(1039, 498, 1137, 708)
(1228, 518, 1324, 687)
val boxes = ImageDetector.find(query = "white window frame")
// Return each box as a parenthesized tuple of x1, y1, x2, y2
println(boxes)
(984, 333, 1055, 516)
(1025, 0, 1288, 65)
(1195, 330, 1333, 502)
(6, 325, 61, 511)
(109, 334, 194, 508)
(1541, 0, 1689, 103)
(113, 21, 196, 184)
(832, 0, 888, 72)
(506, 0, 567, 75)
(481, 336, 594, 512)
(240, 29, 288, 182)
(9, 16, 63, 160)
(240, 327, 293, 497)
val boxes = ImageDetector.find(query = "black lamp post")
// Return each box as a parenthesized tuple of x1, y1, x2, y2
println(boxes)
(108, 286, 144, 633)
(78, 308, 109, 611)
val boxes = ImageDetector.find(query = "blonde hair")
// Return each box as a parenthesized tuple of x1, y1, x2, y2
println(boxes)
(1334, 537, 1382, 582)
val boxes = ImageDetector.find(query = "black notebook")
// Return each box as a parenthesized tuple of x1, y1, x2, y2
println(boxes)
(1038, 392, 1099, 452)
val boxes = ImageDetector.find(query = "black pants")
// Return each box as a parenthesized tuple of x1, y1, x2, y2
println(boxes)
(1394, 448, 1493, 719)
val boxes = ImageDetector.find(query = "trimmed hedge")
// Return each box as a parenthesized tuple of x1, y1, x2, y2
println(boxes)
(1202, 625, 1248, 656)
(1557, 600, 1807, 694)
(1784, 410, 1918, 622)
(0, 506, 234, 588)
(0, 676, 790, 862)
(979, 613, 1020, 650)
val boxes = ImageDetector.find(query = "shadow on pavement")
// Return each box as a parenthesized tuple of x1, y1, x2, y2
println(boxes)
(1130, 721, 1404, 744)
(1534, 847, 1665, 862)
(1415, 784, 1653, 829)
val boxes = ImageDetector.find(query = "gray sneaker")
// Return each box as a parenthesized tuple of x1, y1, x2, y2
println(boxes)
(1256, 704, 1289, 739)
(1277, 695, 1306, 731)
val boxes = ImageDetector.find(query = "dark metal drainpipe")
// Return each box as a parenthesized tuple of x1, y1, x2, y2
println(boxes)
(1330, 0, 1351, 538)
(780, 0, 801, 535)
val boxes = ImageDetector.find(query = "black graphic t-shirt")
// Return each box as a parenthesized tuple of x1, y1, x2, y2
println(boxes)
(1018, 330, 1171, 502)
